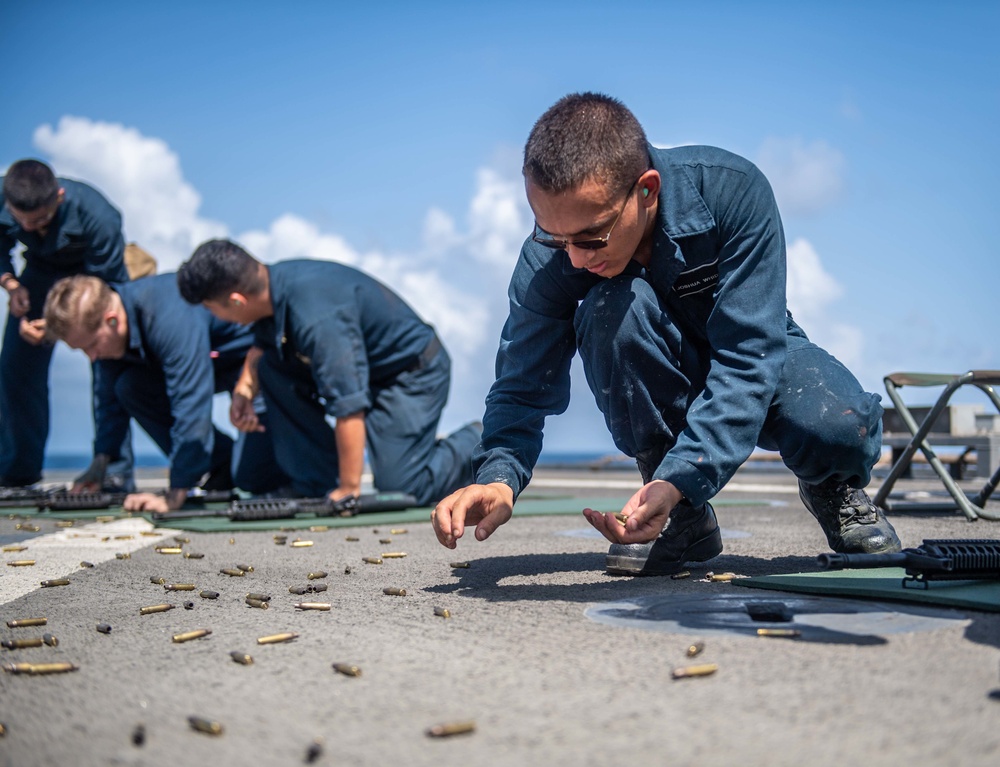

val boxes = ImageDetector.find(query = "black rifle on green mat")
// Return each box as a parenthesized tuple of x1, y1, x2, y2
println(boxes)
(150, 491, 419, 521)
(817, 538, 1000, 588)
(31, 489, 237, 512)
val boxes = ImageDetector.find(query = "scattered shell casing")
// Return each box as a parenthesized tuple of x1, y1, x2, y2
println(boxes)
(6, 560, 35, 567)
(290, 540, 314, 548)
(156, 547, 183, 555)
(183, 601, 195, 610)
(140, 604, 175, 615)
(164, 583, 196, 591)
(305, 738, 324, 763)
(426, 721, 476, 738)
(55, 520, 75, 528)
(2, 637, 43, 649)
(246, 592, 272, 602)
(42, 633, 58, 647)
(672, 663, 719, 679)
(188, 716, 223, 735)
(80, 561, 95, 568)
(229, 537, 235, 544)
(382, 587, 406, 596)
(15, 523, 40, 532)
(707, 572, 737, 582)
(332, 662, 361, 676)
(308, 583, 328, 593)
(362, 557, 383, 565)
(0, 722, 6, 736)
(294, 602, 331, 611)
(245, 598, 269, 610)
(199, 590, 219, 600)
(40, 578, 70, 588)
(140, 531, 162, 537)
(95, 515, 115, 523)
(236, 564, 254, 573)
(756, 628, 802, 638)
(150, 576, 167, 585)
(173, 536, 190, 544)
(381, 552, 406, 558)
(2, 545, 28, 552)
(132, 723, 145, 747)
(96, 624, 112, 634)
(114, 535, 134, 540)
(288, 585, 309, 595)
(449, 562, 471, 569)
(671, 570, 691, 580)
(230, 650, 253, 665)
(219, 568, 245, 577)
(308, 525, 329, 532)
(345, 536, 360, 542)
(390, 528, 408, 535)
(273, 535, 287, 545)
(115, 552, 131, 560)
(434, 606, 451, 619)
(379, 538, 392, 544)
(257, 632, 299, 645)
(7, 617, 46, 628)
(184, 552, 205, 559)
(3, 661, 78, 675)
(172, 628, 211, 643)
(306, 571, 327, 580)
(686, 641, 705, 658)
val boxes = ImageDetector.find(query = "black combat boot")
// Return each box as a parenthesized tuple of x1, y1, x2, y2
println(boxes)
(798, 478, 901, 554)
(605, 501, 723, 576)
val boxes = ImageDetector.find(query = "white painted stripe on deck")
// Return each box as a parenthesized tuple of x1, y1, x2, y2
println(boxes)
(1, 517, 182, 606)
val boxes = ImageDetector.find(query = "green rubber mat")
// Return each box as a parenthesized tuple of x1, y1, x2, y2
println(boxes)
(151, 495, 769, 533)
(734, 568, 1000, 613)
(6, 495, 770, 531)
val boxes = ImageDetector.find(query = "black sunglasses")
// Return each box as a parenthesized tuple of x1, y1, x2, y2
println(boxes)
(531, 177, 641, 251)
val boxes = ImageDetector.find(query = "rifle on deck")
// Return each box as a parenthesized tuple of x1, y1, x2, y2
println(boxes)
(31, 489, 237, 512)
(150, 491, 419, 522)
(817, 538, 1000, 588)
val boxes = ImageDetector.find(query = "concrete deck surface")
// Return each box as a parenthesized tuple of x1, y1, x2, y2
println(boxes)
(1, 464, 998, 767)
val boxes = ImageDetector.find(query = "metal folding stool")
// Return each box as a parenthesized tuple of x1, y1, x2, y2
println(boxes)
(873, 370, 1000, 521)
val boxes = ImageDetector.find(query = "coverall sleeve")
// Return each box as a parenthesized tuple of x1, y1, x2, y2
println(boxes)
(150, 315, 219, 489)
(654, 164, 789, 505)
(92, 360, 131, 460)
(472, 244, 579, 499)
(78, 199, 126, 282)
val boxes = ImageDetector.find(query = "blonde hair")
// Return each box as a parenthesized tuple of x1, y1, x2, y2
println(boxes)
(43, 275, 113, 342)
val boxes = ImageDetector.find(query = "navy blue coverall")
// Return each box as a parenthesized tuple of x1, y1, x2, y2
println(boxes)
(95, 274, 286, 493)
(0, 178, 131, 485)
(474, 145, 883, 507)
(254, 260, 480, 504)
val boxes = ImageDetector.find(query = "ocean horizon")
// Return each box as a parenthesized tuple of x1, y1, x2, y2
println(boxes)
(43, 450, 631, 471)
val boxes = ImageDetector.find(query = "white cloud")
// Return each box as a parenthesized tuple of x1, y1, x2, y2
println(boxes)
(756, 136, 845, 216)
(33, 116, 226, 270)
(786, 237, 863, 369)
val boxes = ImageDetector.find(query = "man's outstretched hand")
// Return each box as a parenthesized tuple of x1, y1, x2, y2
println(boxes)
(582, 479, 683, 544)
(432, 482, 514, 549)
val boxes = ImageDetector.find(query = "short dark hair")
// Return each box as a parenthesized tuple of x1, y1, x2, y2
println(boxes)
(177, 239, 264, 304)
(523, 92, 650, 196)
(3, 159, 60, 211)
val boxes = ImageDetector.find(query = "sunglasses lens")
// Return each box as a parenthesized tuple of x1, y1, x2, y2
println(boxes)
(573, 239, 607, 251)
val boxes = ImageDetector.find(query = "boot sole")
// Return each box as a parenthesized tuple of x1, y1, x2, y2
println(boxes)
(606, 527, 724, 577)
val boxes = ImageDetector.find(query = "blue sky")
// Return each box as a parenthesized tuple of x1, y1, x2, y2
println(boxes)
(1, 0, 997, 461)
